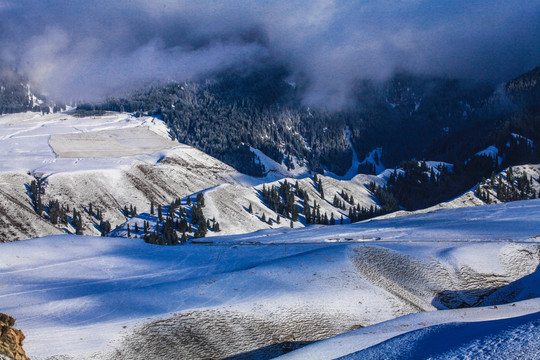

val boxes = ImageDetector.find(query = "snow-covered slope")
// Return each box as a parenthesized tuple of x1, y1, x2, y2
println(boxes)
(0, 172, 63, 240)
(0, 111, 243, 240)
(203, 175, 379, 235)
(279, 299, 540, 360)
(0, 200, 539, 359)
(0, 110, 388, 241)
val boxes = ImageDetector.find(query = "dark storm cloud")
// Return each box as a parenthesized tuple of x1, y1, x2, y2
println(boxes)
(1, 0, 539, 106)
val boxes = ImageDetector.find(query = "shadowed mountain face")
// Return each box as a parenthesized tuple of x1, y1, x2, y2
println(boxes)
(0, 65, 60, 115)
(95, 64, 538, 176)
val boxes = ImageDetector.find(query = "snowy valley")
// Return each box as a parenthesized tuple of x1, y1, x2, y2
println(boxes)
(0, 110, 539, 359)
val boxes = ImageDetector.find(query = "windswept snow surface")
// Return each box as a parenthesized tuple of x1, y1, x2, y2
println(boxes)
(0, 200, 539, 359)
(279, 300, 540, 360)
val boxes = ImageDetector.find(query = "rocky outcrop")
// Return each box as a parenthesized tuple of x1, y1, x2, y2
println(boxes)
(0, 313, 29, 360)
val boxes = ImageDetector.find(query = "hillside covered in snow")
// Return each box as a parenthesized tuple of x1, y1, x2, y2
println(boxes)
(1, 200, 539, 359)
(0, 111, 386, 241)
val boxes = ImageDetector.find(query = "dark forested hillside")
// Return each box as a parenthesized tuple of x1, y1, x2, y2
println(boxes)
(0, 66, 61, 115)
(90, 64, 540, 211)
(1, 63, 538, 214)
(95, 65, 540, 176)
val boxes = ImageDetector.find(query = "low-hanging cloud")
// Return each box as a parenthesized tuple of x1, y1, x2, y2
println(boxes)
(1, 0, 539, 107)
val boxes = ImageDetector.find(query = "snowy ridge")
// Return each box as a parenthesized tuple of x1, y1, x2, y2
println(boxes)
(376, 163, 540, 221)
(109, 173, 381, 239)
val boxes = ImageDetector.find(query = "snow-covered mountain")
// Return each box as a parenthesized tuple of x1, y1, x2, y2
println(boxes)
(0, 111, 244, 241)
(2, 110, 539, 244)
(0, 111, 388, 241)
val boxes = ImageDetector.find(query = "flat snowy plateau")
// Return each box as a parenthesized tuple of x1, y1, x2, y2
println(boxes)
(1, 200, 539, 359)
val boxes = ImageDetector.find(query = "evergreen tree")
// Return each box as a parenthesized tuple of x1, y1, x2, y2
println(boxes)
(99, 220, 111, 236)
(194, 219, 207, 238)
(248, 203, 253, 214)
(318, 179, 324, 199)
(196, 192, 205, 207)
(304, 203, 311, 224)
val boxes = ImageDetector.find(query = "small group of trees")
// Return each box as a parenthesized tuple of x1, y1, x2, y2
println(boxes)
(333, 190, 355, 210)
(313, 174, 325, 199)
(28, 179, 111, 236)
(143, 193, 220, 245)
(476, 167, 539, 203)
(261, 180, 299, 220)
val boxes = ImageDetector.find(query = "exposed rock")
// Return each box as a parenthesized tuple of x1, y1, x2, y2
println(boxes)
(0, 313, 29, 360)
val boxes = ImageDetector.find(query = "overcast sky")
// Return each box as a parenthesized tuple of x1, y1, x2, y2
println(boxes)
(1, 0, 539, 106)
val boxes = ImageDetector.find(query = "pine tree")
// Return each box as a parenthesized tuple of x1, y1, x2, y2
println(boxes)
(194, 219, 207, 238)
(75, 214, 83, 235)
(261, 213, 266, 222)
(304, 205, 311, 224)
(248, 203, 253, 214)
(158, 205, 163, 222)
(196, 193, 205, 207)
(150, 201, 155, 215)
(290, 219, 293, 228)
(127, 224, 131, 238)
(318, 179, 324, 199)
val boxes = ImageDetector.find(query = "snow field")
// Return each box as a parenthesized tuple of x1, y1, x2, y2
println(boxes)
(0, 111, 173, 173)
(0, 200, 539, 359)
(278, 299, 540, 360)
